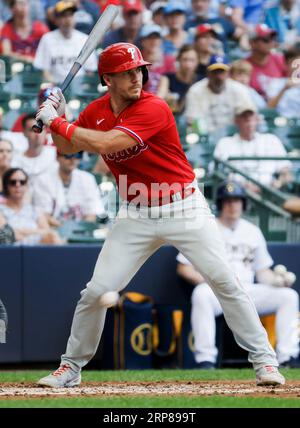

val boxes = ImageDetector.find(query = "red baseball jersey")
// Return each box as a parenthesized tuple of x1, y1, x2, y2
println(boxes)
(74, 91, 195, 202)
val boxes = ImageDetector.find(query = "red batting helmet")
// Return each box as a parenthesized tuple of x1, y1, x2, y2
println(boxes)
(98, 42, 151, 86)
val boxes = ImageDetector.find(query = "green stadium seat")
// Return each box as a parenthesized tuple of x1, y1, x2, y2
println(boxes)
(259, 108, 278, 128)
(2, 69, 43, 100)
(69, 73, 101, 101)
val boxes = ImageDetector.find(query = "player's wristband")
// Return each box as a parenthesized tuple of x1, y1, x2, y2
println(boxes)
(50, 117, 77, 142)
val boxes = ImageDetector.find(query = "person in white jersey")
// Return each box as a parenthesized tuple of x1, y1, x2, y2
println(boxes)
(177, 180, 300, 369)
(33, 1, 97, 84)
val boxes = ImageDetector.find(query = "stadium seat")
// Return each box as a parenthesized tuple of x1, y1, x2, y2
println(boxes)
(2, 69, 43, 100)
(69, 73, 101, 102)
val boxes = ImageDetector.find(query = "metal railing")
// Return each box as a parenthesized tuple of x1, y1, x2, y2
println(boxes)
(212, 157, 300, 242)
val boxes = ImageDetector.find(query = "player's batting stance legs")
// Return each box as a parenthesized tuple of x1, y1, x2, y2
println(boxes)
(61, 213, 164, 372)
(36, 42, 285, 388)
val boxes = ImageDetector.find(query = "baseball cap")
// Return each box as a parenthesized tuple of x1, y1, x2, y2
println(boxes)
(163, 1, 186, 15)
(196, 23, 217, 38)
(123, 0, 143, 14)
(62, 152, 83, 159)
(150, 1, 167, 15)
(140, 24, 162, 39)
(54, 1, 77, 16)
(249, 24, 277, 40)
(235, 103, 257, 116)
(207, 54, 229, 72)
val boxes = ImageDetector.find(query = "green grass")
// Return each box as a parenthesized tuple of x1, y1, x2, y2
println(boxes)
(1, 368, 300, 382)
(0, 369, 299, 408)
(1, 396, 300, 408)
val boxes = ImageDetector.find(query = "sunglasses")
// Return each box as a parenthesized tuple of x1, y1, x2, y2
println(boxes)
(258, 37, 273, 43)
(63, 152, 83, 160)
(8, 179, 27, 186)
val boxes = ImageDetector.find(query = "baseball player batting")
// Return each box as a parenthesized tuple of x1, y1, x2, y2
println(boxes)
(36, 43, 285, 387)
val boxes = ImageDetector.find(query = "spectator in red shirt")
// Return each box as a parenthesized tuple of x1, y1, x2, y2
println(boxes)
(247, 24, 287, 99)
(0, 0, 49, 62)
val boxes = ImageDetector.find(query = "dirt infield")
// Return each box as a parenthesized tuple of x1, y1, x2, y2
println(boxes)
(1, 381, 300, 399)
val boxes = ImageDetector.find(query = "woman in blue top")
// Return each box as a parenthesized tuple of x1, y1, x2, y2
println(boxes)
(157, 44, 199, 114)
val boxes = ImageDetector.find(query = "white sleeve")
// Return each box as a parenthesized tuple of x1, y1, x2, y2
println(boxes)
(33, 35, 51, 71)
(214, 138, 230, 160)
(184, 86, 203, 122)
(253, 228, 273, 273)
(176, 252, 192, 265)
(81, 174, 105, 216)
(269, 135, 292, 171)
(32, 178, 54, 215)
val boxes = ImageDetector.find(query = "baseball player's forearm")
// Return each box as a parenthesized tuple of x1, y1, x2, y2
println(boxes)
(51, 132, 82, 155)
(71, 127, 137, 155)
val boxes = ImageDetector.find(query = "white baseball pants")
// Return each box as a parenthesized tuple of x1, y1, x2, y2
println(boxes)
(191, 282, 299, 365)
(61, 186, 277, 371)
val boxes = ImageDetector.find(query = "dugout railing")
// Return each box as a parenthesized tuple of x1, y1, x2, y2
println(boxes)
(212, 156, 300, 242)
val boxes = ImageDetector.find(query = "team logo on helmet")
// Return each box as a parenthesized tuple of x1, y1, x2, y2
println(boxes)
(127, 47, 136, 60)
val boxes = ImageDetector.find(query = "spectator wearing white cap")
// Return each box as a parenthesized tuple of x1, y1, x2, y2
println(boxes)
(33, 1, 97, 84)
(150, 1, 167, 29)
(214, 104, 292, 190)
(162, 2, 189, 57)
(185, 54, 252, 133)
(246, 24, 287, 99)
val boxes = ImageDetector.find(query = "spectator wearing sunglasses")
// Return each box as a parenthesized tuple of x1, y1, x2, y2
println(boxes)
(0, 168, 63, 244)
(32, 152, 105, 227)
(246, 24, 287, 99)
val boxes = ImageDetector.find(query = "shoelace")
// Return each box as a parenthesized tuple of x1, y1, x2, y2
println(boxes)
(52, 364, 71, 377)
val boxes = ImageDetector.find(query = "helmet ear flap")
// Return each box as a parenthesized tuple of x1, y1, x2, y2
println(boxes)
(100, 66, 149, 87)
(142, 66, 149, 85)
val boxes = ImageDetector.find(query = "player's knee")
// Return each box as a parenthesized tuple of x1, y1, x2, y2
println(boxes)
(203, 263, 237, 290)
(191, 283, 212, 306)
(79, 282, 110, 306)
(278, 287, 299, 305)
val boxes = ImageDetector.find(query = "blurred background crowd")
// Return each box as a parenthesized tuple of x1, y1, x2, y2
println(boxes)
(1, 0, 300, 245)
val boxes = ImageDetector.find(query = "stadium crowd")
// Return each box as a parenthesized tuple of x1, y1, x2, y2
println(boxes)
(1, 0, 300, 243)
